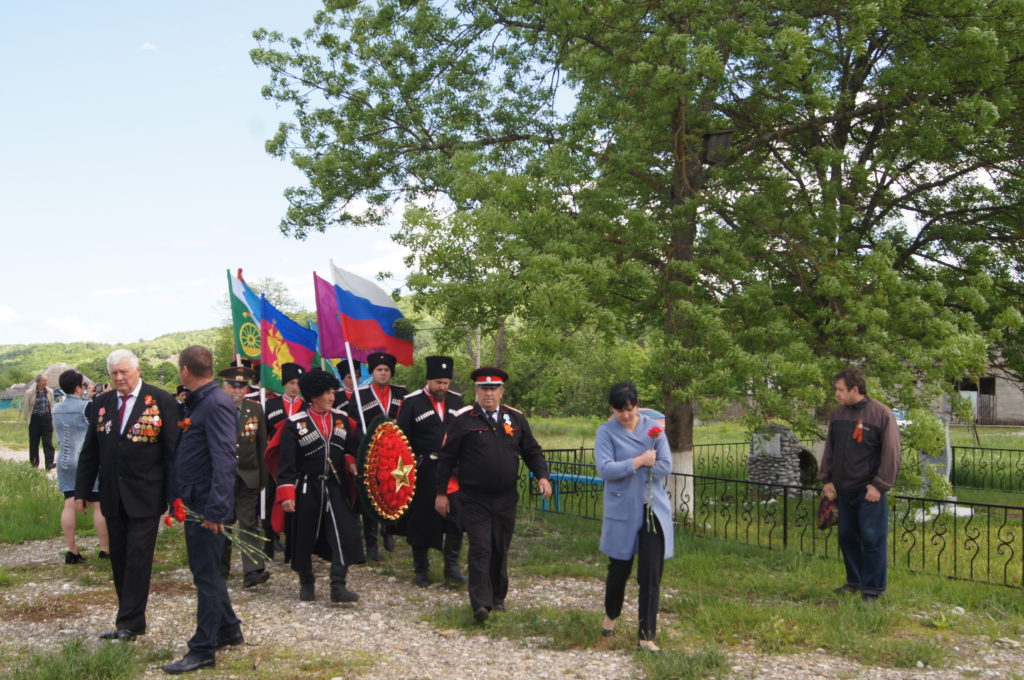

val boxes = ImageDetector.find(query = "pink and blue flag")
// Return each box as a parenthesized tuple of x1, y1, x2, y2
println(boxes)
(260, 295, 318, 393)
(313, 263, 413, 365)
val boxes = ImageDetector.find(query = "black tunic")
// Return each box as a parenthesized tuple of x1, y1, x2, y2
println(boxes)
(435, 402, 548, 611)
(395, 387, 464, 549)
(277, 408, 364, 571)
(436, 404, 548, 501)
(346, 384, 407, 427)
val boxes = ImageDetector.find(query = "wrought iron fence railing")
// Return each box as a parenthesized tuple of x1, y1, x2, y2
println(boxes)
(547, 442, 1024, 494)
(518, 457, 1024, 589)
(951, 446, 1024, 493)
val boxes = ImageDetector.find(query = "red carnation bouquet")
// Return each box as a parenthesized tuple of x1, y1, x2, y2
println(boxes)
(163, 497, 266, 564)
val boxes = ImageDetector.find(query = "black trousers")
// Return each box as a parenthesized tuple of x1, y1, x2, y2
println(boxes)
(105, 506, 160, 633)
(605, 511, 665, 641)
(184, 521, 240, 658)
(461, 492, 516, 612)
(28, 413, 54, 468)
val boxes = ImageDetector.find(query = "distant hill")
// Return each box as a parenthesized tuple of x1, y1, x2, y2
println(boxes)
(0, 327, 229, 393)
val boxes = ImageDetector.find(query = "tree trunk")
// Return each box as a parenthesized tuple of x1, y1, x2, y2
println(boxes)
(494, 317, 506, 368)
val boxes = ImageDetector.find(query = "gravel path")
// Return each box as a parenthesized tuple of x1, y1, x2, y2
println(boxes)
(1, 445, 1022, 679)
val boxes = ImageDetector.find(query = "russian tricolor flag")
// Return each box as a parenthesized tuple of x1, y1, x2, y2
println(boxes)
(313, 262, 414, 365)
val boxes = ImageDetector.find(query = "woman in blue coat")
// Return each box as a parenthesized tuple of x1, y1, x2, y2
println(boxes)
(595, 382, 673, 651)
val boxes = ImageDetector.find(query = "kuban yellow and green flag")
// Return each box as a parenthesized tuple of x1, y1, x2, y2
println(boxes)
(227, 269, 261, 360)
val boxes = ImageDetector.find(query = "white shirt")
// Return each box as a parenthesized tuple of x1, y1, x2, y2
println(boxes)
(118, 381, 143, 435)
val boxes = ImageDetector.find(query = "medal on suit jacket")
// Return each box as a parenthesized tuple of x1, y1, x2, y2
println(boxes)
(127, 393, 163, 443)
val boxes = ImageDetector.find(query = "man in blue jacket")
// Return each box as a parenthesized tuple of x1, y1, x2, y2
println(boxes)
(162, 346, 242, 675)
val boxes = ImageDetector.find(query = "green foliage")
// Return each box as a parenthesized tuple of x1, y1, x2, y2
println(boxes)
(0, 327, 226, 394)
(253, 0, 1024, 453)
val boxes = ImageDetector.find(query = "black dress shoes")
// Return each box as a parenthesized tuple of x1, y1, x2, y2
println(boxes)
(473, 606, 489, 622)
(65, 551, 86, 565)
(99, 628, 141, 641)
(242, 570, 270, 588)
(366, 545, 381, 562)
(493, 600, 506, 612)
(216, 629, 245, 649)
(98, 550, 111, 560)
(161, 652, 215, 674)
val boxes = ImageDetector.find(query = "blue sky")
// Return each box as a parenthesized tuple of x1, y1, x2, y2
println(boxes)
(0, 1, 408, 345)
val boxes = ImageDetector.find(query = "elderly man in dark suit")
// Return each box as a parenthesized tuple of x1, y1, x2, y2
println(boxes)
(75, 349, 179, 641)
(162, 345, 242, 675)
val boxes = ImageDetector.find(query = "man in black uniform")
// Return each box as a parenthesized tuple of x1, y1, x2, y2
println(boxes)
(332, 359, 361, 412)
(262, 362, 305, 559)
(217, 365, 270, 588)
(435, 367, 552, 622)
(396, 356, 466, 587)
(348, 352, 406, 560)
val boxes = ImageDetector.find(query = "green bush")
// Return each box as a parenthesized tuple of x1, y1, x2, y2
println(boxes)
(0, 459, 89, 543)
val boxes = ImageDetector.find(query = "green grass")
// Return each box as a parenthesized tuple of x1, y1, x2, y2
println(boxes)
(0, 418, 29, 450)
(0, 459, 96, 543)
(425, 510, 1024, 672)
(5, 637, 170, 680)
(636, 646, 730, 680)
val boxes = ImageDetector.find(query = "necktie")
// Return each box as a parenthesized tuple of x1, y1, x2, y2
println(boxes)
(118, 394, 131, 432)
(487, 410, 497, 425)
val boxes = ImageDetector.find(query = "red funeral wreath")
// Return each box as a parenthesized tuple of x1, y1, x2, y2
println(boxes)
(363, 421, 417, 520)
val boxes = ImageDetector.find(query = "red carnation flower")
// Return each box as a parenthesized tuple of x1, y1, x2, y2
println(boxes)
(163, 515, 172, 527)
(648, 426, 663, 439)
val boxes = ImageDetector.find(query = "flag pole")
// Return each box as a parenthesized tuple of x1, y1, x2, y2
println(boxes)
(346, 341, 366, 433)
(259, 386, 266, 520)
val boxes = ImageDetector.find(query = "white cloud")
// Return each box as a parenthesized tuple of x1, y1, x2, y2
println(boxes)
(139, 42, 158, 51)
(0, 304, 19, 323)
(92, 287, 141, 297)
(42, 317, 120, 343)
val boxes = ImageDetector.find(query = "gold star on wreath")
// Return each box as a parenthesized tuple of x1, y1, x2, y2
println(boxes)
(391, 459, 415, 490)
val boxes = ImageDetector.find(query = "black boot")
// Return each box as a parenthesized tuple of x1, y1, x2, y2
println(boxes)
(298, 569, 315, 601)
(330, 563, 359, 603)
(412, 548, 430, 588)
(443, 531, 467, 584)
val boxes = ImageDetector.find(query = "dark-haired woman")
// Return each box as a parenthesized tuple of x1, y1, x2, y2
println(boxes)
(595, 381, 673, 651)
(276, 369, 365, 603)
(52, 370, 109, 563)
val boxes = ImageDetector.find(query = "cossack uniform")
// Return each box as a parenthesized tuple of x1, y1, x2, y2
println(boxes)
(395, 355, 465, 586)
(347, 352, 405, 560)
(275, 406, 364, 602)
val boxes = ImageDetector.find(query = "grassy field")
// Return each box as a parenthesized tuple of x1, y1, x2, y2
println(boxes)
(3, 477, 1024, 678)
(0, 417, 28, 450)
(424, 510, 1024, 678)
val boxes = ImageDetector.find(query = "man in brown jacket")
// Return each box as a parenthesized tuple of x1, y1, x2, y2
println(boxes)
(820, 367, 901, 603)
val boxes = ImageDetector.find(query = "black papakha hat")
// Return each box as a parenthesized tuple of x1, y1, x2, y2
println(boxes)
(470, 366, 508, 387)
(335, 359, 362, 379)
(425, 355, 454, 380)
(218, 365, 255, 386)
(298, 368, 339, 402)
(281, 362, 305, 385)
(366, 352, 396, 372)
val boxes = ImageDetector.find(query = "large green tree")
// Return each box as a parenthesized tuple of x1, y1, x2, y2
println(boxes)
(253, 0, 1024, 453)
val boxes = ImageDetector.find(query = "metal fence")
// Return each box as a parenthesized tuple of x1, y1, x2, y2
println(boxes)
(951, 446, 1024, 493)
(540, 442, 813, 480)
(519, 456, 1024, 589)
